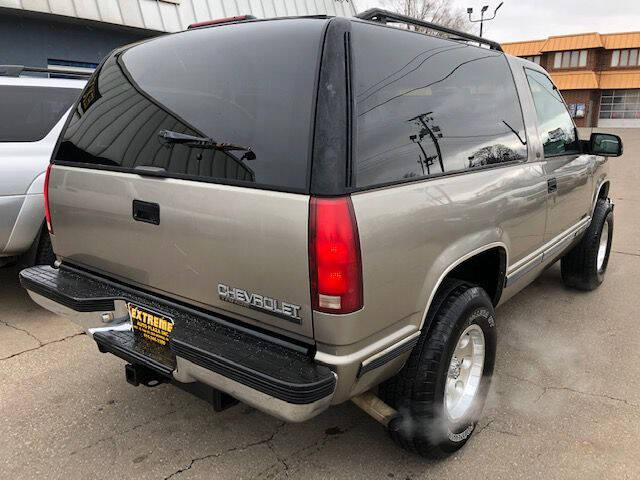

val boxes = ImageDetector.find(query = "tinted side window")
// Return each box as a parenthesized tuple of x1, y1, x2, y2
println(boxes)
(352, 22, 527, 188)
(56, 19, 325, 192)
(0, 86, 79, 142)
(524, 69, 579, 157)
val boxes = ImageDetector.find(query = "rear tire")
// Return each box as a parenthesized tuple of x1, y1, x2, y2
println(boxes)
(561, 198, 613, 291)
(34, 228, 56, 267)
(380, 279, 497, 458)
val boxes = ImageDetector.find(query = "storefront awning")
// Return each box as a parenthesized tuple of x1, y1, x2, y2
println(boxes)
(547, 70, 640, 91)
(540, 33, 604, 52)
(502, 39, 546, 57)
(550, 71, 600, 90)
(599, 71, 640, 89)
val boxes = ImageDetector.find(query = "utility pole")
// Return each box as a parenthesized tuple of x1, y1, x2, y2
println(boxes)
(467, 2, 503, 38)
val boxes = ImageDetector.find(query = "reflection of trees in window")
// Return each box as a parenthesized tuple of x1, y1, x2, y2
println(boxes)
(352, 22, 529, 188)
(408, 112, 445, 174)
(468, 144, 523, 168)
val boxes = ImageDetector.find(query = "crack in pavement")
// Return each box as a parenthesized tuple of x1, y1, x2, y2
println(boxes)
(0, 320, 43, 345)
(502, 373, 638, 409)
(163, 422, 287, 480)
(612, 250, 640, 258)
(251, 420, 362, 480)
(492, 428, 522, 438)
(474, 417, 496, 436)
(536, 385, 639, 409)
(266, 441, 290, 479)
(69, 408, 179, 456)
(0, 331, 85, 361)
(476, 418, 522, 438)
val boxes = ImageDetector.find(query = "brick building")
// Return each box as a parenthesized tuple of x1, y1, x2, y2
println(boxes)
(503, 32, 640, 128)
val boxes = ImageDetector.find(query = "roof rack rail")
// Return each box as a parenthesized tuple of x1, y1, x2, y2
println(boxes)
(0, 65, 94, 78)
(355, 8, 503, 52)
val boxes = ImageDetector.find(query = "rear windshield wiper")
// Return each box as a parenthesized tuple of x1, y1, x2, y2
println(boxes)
(158, 129, 255, 159)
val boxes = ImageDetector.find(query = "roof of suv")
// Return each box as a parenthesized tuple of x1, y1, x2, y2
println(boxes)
(177, 12, 504, 54)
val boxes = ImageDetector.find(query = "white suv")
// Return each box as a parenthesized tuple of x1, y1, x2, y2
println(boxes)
(0, 65, 86, 267)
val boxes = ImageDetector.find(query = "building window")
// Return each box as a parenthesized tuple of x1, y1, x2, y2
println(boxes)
(599, 89, 640, 119)
(611, 49, 640, 67)
(553, 50, 588, 69)
(524, 55, 541, 64)
(579, 50, 587, 66)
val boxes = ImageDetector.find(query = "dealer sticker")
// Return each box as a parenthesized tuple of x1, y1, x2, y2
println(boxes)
(127, 303, 174, 346)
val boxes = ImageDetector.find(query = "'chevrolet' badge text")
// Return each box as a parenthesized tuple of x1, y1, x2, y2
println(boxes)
(217, 284, 302, 323)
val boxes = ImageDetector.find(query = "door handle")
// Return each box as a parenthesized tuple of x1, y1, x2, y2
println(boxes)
(547, 178, 557, 194)
(132, 200, 160, 225)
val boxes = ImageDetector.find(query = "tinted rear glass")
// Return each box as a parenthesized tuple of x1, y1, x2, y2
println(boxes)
(55, 19, 326, 192)
(0, 86, 79, 142)
(351, 22, 527, 188)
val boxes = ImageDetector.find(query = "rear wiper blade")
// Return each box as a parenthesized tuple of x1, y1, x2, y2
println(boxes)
(158, 129, 255, 159)
(158, 129, 214, 147)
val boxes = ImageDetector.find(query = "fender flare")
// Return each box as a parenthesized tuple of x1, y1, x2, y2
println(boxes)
(591, 179, 610, 215)
(417, 242, 509, 331)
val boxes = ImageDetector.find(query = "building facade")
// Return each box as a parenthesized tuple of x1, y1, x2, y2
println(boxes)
(0, 0, 355, 73)
(503, 32, 640, 128)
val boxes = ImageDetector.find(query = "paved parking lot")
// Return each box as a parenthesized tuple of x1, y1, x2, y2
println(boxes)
(1, 130, 639, 480)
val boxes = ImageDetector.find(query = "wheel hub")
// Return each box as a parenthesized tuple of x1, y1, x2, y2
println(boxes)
(444, 324, 485, 422)
(449, 358, 462, 379)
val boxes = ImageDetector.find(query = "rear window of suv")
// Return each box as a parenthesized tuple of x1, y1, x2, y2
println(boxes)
(0, 86, 79, 142)
(351, 22, 527, 188)
(54, 19, 326, 192)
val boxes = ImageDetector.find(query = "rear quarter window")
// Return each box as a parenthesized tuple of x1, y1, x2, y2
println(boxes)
(351, 22, 528, 188)
(0, 86, 79, 142)
(55, 19, 326, 193)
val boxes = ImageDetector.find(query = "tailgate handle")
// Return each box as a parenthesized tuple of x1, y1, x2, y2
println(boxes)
(132, 200, 160, 225)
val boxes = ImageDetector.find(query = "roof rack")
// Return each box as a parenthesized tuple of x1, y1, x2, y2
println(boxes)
(355, 8, 503, 52)
(0, 65, 93, 78)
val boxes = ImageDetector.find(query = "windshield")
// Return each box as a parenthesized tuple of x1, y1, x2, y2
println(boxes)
(55, 19, 326, 192)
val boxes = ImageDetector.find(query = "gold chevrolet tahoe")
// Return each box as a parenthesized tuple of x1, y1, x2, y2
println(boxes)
(20, 10, 622, 458)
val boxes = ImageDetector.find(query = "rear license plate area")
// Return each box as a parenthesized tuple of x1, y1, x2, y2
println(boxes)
(127, 302, 174, 349)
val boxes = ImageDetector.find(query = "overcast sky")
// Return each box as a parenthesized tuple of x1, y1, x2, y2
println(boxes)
(354, 0, 640, 43)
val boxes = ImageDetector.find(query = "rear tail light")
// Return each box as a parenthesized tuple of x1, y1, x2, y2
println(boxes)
(44, 163, 53, 234)
(309, 196, 363, 314)
(187, 15, 256, 29)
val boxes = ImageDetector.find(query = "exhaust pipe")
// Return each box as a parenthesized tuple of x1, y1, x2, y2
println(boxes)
(351, 391, 399, 427)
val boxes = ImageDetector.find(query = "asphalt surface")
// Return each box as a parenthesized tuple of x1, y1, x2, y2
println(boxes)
(1, 129, 639, 480)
